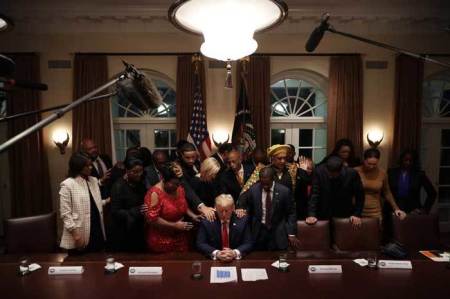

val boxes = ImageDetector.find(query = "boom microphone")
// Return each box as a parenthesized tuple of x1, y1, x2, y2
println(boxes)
(116, 61, 163, 111)
(305, 13, 330, 52)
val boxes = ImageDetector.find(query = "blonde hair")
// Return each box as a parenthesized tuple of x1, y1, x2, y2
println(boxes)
(200, 157, 221, 181)
(215, 194, 234, 208)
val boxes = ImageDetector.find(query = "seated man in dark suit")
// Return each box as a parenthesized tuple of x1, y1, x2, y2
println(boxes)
(219, 149, 253, 203)
(236, 167, 301, 251)
(196, 194, 253, 261)
(306, 156, 365, 227)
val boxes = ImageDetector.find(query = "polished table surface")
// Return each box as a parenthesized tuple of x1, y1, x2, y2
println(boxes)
(1, 251, 449, 299)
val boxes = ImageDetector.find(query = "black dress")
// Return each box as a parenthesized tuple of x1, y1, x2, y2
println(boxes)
(85, 185, 105, 252)
(109, 177, 147, 252)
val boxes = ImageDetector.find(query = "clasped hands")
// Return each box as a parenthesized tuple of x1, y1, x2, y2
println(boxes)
(216, 248, 237, 262)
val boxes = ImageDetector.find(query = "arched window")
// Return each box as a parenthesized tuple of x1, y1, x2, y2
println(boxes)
(111, 69, 177, 161)
(421, 70, 450, 230)
(270, 69, 328, 163)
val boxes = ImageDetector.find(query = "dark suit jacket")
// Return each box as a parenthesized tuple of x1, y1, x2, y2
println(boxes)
(388, 167, 437, 213)
(109, 177, 146, 252)
(211, 152, 227, 174)
(143, 165, 161, 189)
(308, 164, 365, 219)
(91, 154, 113, 199)
(196, 214, 253, 258)
(189, 176, 221, 207)
(219, 164, 253, 203)
(237, 182, 296, 250)
(294, 168, 313, 220)
(176, 159, 204, 210)
(90, 154, 113, 178)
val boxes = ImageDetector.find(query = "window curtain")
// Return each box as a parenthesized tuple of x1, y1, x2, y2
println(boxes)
(72, 54, 112, 156)
(236, 55, 271, 149)
(327, 55, 364, 157)
(175, 55, 207, 141)
(391, 54, 424, 164)
(6, 53, 52, 217)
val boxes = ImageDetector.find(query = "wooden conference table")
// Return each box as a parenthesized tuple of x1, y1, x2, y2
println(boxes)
(0, 251, 449, 299)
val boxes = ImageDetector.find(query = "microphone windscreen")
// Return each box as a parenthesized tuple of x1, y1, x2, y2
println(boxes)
(305, 26, 326, 52)
(117, 70, 163, 111)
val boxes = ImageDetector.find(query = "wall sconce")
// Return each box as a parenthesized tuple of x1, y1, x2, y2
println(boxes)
(212, 131, 230, 148)
(52, 130, 70, 154)
(367, 130, 384, 148)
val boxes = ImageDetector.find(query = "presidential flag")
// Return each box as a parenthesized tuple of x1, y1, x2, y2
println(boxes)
(232, 75, 256, 158)
(187, 66, 212, 160)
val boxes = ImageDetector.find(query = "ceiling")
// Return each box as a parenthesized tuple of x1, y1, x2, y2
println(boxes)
(0, 0, 449, 34)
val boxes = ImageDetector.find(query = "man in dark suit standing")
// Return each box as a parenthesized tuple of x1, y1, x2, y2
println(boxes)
(306, 156, 365, 227)
(197, 194, 253, 261)
(81, 138, 113, 199)
(211, 143, 233, 174)
(219, 149, 253, 203)
(237, 167, 300, 251)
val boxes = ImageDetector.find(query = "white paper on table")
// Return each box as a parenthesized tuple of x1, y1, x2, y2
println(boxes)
(210, 267, 238, 283)
(241, 268, 268, 281)
(104, 262, 124, 271)
(353, 259, 369, 267)
(28, 263, 42, 272)
(271, 260, 290, 269)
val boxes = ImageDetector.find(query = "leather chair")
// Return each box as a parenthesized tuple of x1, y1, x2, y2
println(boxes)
(4, 212, 57, 254)
(297, 220, 331, 250)
(392, 214, 440, 250)
(333, 217, 380, 251)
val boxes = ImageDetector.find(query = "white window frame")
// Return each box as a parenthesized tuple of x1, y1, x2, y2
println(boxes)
(270, 69, 328, 162)
(422, 70, 450, 231)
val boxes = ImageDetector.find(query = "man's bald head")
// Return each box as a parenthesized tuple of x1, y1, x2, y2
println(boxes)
(227, 149, 242, 172)
(80, 138, 98, 159)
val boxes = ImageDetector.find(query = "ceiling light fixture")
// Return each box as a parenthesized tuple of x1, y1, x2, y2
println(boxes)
(169, 0, 288, 62)
(0, 14, 14, 32)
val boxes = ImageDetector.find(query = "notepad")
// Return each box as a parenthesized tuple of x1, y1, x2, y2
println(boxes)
(210, 267, 238, 283)
(241, 268, 268, 281)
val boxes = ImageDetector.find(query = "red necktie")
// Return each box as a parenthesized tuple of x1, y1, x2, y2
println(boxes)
(265, 190, 272, 228)
(221, 222, 229, 249)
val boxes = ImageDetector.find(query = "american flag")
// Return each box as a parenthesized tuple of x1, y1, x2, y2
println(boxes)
(232, 73, 256, 158)
(187, 66, 212, 160)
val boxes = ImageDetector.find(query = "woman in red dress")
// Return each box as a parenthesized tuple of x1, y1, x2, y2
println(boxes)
(144, 165, 201, 253)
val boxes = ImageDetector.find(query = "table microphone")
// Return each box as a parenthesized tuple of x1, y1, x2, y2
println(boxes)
(305, 13, 330, 52)
(116, 61, 163, 111)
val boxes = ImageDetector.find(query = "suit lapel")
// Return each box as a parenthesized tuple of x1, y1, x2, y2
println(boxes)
(229, 214, 237, 247)
(213, 219, 222, 248)
(255, 184, 263, 219)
